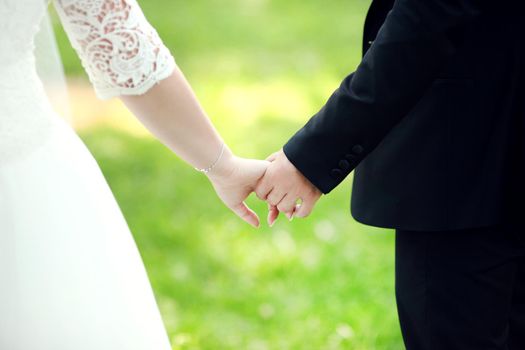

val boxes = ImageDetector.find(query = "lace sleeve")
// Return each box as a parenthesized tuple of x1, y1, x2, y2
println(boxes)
(53, 0, 176, 100)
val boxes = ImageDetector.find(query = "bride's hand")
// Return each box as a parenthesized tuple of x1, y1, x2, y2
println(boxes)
(206, 155, 270, 228)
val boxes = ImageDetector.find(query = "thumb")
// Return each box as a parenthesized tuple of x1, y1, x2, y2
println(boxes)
(231, 202, 260, 228)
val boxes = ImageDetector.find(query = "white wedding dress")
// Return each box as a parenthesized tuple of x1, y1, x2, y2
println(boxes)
(0, 0, 175, 348)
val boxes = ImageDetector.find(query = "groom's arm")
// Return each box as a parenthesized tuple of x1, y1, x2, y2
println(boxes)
(283, 0, 489, 194)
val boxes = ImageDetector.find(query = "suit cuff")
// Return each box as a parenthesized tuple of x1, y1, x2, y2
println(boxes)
(283, 129, 365, 194)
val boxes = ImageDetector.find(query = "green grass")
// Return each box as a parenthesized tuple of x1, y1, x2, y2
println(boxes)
(51, 0, 404, 348)
(80, 125, 400, 350)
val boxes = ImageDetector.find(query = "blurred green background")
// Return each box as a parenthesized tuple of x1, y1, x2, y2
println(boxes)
(51, 0, 402, 349)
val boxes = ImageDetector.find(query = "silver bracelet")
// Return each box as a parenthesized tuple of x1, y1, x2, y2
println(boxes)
(195, 142, 226, 174)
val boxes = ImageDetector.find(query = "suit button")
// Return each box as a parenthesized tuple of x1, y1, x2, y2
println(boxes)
(345, 154, 357, 162)
(330, 169, 343, 179)
(338, 159, 350, 171)
(352, 144, 364, 155)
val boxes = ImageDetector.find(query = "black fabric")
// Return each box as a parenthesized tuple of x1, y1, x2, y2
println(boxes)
(283, 0, 525, 231)
(395, 223, 525, 349)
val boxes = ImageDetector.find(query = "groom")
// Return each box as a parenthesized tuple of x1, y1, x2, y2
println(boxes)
(256, 0, 525, 348)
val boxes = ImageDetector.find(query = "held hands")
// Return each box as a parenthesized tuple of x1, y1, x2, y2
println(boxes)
(206, 153, 270, 228)
(207, 149, 321, 228)
(256, 149, 321, 226)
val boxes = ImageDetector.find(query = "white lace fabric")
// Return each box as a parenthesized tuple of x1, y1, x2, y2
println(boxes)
(54, 0, 176, 100)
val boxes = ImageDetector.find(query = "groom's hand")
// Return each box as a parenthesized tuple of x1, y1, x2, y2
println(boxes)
(255, 149, 321, 221)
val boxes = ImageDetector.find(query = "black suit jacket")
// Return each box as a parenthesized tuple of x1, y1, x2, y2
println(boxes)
(283, 0, 525, 231)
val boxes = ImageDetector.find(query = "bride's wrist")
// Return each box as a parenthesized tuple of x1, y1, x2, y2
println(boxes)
(205, 146, 236, 182)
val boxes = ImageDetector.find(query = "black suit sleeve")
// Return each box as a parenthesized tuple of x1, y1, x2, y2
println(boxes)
(283, 0, 486, 194)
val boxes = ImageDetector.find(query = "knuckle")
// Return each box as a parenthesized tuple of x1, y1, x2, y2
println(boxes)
(255, 187, 268, 199)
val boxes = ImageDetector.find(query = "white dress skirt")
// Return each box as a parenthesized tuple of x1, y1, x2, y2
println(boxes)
(0, 115, 172, 350)
(0, 0, 176, 348)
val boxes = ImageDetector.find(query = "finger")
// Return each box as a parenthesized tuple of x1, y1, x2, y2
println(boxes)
(255, 177, 273, 201)
(267, 204, 280, 227)
(255, 186, 272, 201)
(276, 193, 298, 217)
(295, 194, 320, 218)
(294, 200, 314, 218)
(266, 189, 285, 207)
(232, 202, 260, 228)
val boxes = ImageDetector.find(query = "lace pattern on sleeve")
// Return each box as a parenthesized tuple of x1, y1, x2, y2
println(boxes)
(54, 0, 175, 99)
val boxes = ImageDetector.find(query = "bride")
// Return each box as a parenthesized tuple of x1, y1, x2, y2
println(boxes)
(0, 0, 268, 348)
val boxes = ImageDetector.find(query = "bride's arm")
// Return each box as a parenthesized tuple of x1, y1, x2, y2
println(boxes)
(120, 67, 268, 228)
(53, 0, 267, 227)
(120, 66, 230, 175)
